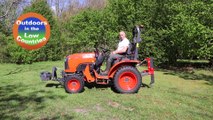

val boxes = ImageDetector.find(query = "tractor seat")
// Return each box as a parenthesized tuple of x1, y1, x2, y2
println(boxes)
(113, 43, 136, 64)
(125, 42, 136, 60)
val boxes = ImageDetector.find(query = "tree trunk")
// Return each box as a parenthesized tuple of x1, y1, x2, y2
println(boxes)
(209, 58, 213, 68)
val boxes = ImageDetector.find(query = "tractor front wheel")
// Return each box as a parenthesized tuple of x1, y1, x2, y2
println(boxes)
(65, 75, 84, 93)
(113, 66, 142, 93)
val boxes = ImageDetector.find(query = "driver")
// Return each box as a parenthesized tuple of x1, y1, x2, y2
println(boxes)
(102, 31, 130, 75)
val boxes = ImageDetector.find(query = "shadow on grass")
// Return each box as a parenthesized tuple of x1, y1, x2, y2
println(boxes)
(83, 82, 152, 93)
(0, 84, 74, 119)
(45, 83, 63, 88)
(163, 70, 213, 85)
(4, 67, 23, 76)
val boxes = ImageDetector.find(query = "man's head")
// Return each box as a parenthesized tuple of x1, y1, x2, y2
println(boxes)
(119, 31, 126, 40)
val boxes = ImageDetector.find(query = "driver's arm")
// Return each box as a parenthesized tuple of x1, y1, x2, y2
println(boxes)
(112, 46, 128, 54)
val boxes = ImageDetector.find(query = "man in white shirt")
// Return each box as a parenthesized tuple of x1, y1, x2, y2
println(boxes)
(102, 31, 130, 75)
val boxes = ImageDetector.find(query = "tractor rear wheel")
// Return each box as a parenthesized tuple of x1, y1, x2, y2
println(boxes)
(113, 66, 142, 93)
(65, 75, 84, 93)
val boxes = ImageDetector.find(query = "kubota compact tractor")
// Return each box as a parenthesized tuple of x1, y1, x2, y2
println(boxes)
(40, 25, 154, 94)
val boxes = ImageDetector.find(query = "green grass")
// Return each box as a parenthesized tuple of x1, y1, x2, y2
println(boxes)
(0, 61, 212, 120)
(177, 59, 209, 63)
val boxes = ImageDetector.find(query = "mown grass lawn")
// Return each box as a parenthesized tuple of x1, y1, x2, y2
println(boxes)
(0, 61, 212, 120)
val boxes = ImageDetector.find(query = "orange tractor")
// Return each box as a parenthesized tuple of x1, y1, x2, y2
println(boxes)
(40, 25, 154, 94)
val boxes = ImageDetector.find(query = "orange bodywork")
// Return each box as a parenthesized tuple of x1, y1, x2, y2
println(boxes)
(64, 52, 140, 83)
(92, 60, 140, 80)
(64, 52, 95, 73)
(83, 65, 95, 82)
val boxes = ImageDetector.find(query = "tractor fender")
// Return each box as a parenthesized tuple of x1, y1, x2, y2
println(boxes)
(108, 60, 140, 78)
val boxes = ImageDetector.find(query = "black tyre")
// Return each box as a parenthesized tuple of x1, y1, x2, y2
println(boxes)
(64, 75, 84, 93)
(113, 66, 142, 93)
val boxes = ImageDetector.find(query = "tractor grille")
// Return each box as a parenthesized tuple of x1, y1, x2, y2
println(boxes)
(65, 57, 69, 70)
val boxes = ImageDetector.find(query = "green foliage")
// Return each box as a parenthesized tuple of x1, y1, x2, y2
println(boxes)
(0, 32, 9, 63)
(62, 0, 167, 65)
(148, 0, 213, 65)
(0, 0, 212, 66)
(43, 0, 213, 65)
(62, 10, 106, 53)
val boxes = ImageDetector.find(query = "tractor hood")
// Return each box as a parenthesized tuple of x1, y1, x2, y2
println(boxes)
(69, 53, 95, 60)
(65, 52, 96, 73)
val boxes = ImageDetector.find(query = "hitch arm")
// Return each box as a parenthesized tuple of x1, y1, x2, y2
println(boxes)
(140, 57, 155, 86)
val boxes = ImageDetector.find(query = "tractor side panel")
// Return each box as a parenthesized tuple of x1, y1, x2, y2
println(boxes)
(83, 64, 95, 82)
(64, 53, 96, 73)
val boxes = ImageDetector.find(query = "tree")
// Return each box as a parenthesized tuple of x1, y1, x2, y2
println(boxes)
(0, 0, 30, 34)
(0, 0, 27, 63)
(148, 0, 213, 65)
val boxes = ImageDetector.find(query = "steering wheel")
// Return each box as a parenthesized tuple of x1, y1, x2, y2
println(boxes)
(94, 47, 99, 58)
(94, 47, 110, 58)
(100, 46, 110, 54)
